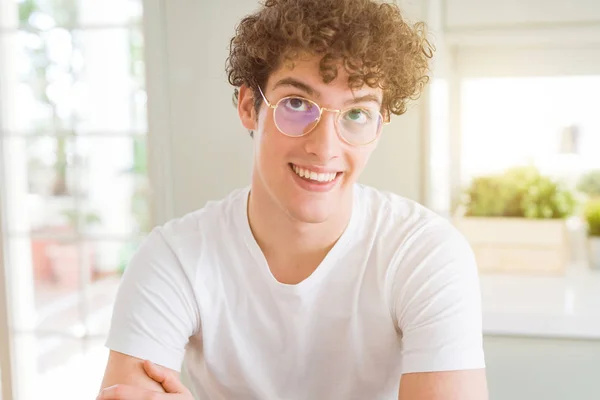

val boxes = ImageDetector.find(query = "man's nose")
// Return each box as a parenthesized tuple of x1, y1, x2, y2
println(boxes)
(303, 112, 342, 162)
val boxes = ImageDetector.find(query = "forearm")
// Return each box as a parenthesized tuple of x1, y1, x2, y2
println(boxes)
(99, 351, 169, 394)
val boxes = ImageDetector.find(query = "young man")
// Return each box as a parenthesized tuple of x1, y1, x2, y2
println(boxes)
(97, 0, 488, 399)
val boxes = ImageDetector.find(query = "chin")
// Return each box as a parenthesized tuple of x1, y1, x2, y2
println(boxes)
(286, 200, 334, 224)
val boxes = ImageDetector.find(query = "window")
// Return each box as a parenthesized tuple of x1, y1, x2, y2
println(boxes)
(460, 75, 600, 184)
(0, 0, 148, 398)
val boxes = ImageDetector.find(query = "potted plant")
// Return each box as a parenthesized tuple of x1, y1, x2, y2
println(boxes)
(578, 170, 600, 199)
(453, 166, 577, 274)
(584, 199, 600, 270)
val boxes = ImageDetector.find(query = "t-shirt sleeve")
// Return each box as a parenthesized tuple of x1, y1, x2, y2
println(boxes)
(393, 220, 486, 375)
(105, 227, 200, 372)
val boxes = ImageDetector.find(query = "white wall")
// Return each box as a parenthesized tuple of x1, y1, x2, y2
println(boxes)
(144, 0, 256, 219)
(144, 0, 431, 220)
(455, 46, 600, 78)
(445, 0, 600, 28)
(444, 0, 600, 47)
(484, 336, 600, 400)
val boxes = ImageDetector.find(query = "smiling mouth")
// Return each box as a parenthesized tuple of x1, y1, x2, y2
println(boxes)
(289, 163, 342, 183)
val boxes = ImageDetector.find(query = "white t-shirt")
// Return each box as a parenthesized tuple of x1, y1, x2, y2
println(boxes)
(106, 184, 485, 399)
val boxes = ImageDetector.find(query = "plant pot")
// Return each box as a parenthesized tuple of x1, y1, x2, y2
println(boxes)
(453, 216, 570, 275)
(588, 237, 600, 270)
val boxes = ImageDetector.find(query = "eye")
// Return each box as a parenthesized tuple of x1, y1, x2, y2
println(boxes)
(283, 97, 312, 112)
(343, 108, 371, 124)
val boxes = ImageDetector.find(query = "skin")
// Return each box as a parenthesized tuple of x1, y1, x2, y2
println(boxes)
(97, 352, 189, 400)
(97, 54, 489, 400)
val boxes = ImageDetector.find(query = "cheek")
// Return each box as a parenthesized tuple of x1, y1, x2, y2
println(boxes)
(346, 146, 375, 173)
(255, 120, 291, 169)
(254, 113, 275, 155)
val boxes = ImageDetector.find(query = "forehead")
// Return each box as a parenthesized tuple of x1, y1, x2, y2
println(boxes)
(266, 54, 383, 101)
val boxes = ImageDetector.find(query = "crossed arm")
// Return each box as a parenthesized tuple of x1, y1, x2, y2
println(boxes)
(97, 351, 488, 400)
(399, 369, 488, 399)
(97, 351, 191, 399)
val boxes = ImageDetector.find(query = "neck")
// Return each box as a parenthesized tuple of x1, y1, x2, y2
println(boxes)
(247, 184, 353, 261)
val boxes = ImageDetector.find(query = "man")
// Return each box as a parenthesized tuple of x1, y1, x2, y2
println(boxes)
(97, 0, 488, 399)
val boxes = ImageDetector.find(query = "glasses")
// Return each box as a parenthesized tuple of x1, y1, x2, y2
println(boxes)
(257, 86, 389, 146)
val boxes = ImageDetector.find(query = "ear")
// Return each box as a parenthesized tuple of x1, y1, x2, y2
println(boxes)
(238, 84, 258, 131)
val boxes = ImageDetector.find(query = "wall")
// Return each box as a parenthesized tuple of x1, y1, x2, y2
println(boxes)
(445, 0, 600, 28)
(144, 0, 256, 220)
(484, 335, 600, 400)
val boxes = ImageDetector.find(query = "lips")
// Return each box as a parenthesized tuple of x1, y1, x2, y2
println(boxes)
(291, 164, 338, 183)
(288, 163, 343, 192)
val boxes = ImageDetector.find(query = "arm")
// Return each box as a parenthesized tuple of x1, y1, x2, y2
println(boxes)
(392, 220, 488, 399)
(98, 226, 200, 396)
(98, 351, 193, 399)
(100, 351, 172, 393)
(399, 369, 488, 400)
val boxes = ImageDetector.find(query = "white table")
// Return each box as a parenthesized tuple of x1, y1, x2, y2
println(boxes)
(481, 263, 600, 339)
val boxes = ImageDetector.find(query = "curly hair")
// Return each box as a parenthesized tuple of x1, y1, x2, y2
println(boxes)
(226, 0, 434, 119)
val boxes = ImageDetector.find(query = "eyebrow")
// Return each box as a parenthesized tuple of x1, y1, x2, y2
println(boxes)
(271, 77, 382, 106)
(272, 78, 320, 97)
(343, 94, 382, 107)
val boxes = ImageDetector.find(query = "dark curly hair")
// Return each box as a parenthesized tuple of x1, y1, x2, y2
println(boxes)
(226, 0, 434, 121)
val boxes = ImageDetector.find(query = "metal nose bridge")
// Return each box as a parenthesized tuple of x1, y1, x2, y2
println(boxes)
(311, 106, 341, 137)
(320, 107, 341, 114)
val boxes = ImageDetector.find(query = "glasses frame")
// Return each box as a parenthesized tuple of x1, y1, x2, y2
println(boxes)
(257, 86, 389, 147)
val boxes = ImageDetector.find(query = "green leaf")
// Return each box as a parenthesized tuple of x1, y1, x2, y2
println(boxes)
(462, 166, 577, 219)
(585, 199, 600, 237)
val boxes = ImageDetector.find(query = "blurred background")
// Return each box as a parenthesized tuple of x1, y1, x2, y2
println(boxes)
(0, 0, 599, 399)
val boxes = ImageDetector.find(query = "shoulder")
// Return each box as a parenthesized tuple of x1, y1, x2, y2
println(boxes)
(356, 184, 464, 247)
(136, 187, 248, 268)
(161, 187, 248, 240)
(355, 184, 475, 278)
(158, 187, 248, 251)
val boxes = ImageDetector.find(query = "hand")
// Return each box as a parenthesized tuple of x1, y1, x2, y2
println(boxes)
(97, 360, 193, 399)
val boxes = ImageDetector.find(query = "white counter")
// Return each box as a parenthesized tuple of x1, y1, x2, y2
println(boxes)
(480, 264, 600, 339)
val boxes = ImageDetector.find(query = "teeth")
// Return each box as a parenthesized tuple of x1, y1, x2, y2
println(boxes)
(292, 165, 338, 183)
